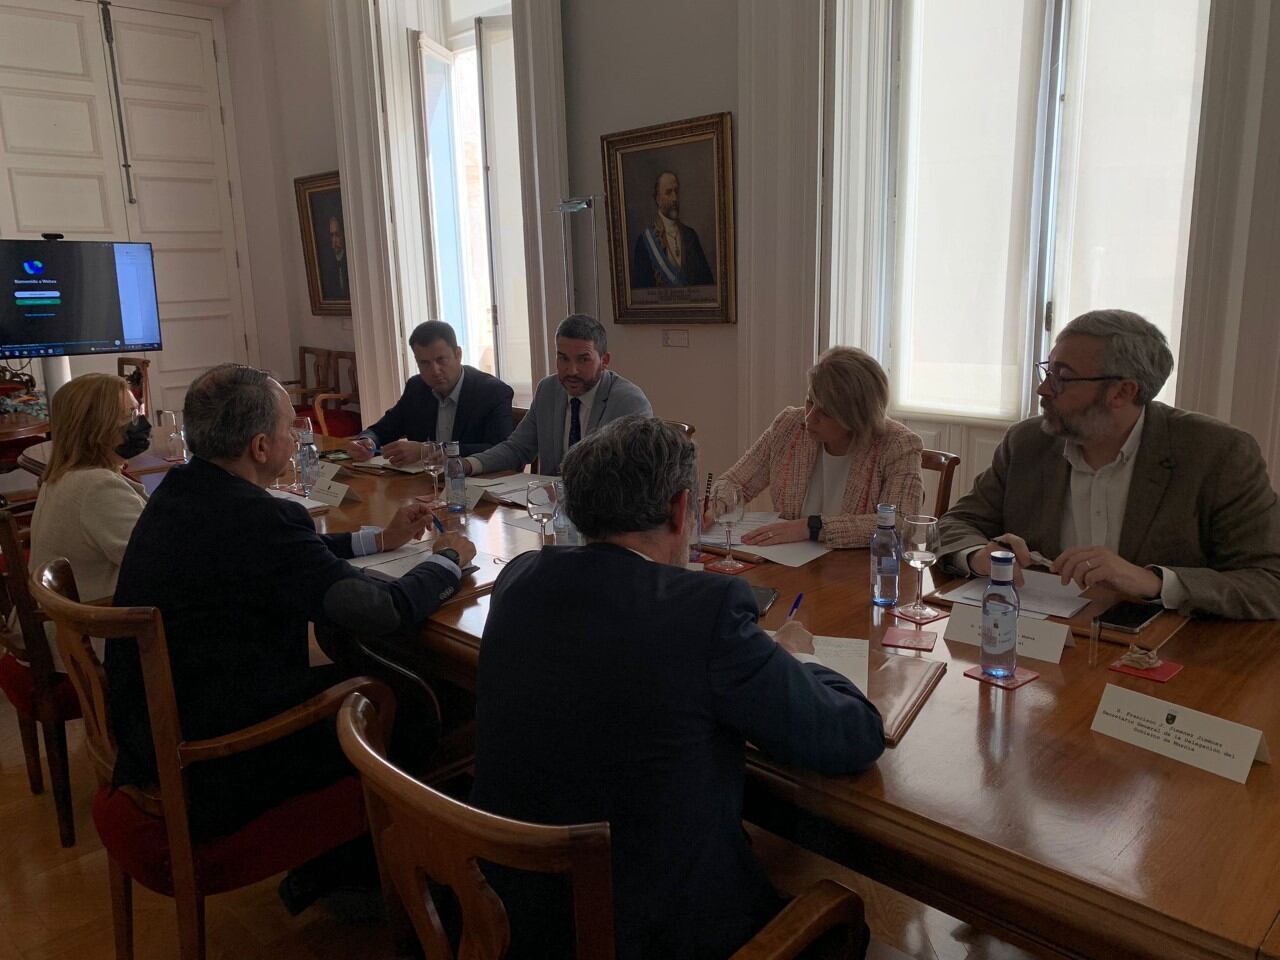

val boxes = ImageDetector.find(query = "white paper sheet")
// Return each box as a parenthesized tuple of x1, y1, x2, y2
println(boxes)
(702, 511, 780, 545)
(347, 540, 433, 569)
(362, 455, 426, 474)
(937, 569, 1086, 619)
(267, 487, 328, 513)
(739, 541, 831, 567)
(765, 632, 869, 692)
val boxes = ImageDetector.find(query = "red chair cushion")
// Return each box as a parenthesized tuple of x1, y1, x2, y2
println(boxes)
(92, 774, 366, 896)
(318, 410, 362, 438)
(0, 654, 82, 721)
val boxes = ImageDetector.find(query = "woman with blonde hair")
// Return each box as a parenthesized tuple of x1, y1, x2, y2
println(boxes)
(710, 347, 923, 547)
(30, 373, 151, 604)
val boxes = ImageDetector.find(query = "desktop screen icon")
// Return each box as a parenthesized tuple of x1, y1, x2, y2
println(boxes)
(21, 260, 45, 276)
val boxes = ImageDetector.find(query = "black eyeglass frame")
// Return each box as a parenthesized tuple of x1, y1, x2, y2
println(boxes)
(1033, 361, 1125, 396)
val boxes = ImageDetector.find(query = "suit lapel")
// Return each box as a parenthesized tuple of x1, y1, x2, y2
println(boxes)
(450, 366, 474, 441)
(1119, 404, 1174, 560)
(1035, 444, 1071, 558)
(548, 386, 567, 471)
(589, 372, 615, 430)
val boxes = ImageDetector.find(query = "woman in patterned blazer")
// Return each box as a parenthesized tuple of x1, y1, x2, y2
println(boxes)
(709, 347, 924, 548)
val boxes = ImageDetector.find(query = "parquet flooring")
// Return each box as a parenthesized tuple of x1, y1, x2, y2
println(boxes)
(0, 695, 1039, 959)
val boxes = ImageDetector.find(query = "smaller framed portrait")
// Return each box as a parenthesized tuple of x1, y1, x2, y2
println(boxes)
(601, 112, 735, 324)
(294, 171, 351, 317)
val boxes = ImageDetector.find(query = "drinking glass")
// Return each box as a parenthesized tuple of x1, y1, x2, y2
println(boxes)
(160, 410, 187, 463)
(422, 441, 445, 505)
(897, 514, 941, 622)
(706, 486, 748, 574)
(290, 417, 313, 493)
(526, 480, 557, 541)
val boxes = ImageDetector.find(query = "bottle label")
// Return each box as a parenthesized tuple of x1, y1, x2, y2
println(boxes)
(982, 606, 1017, 653)
(877, 556, 899, 575)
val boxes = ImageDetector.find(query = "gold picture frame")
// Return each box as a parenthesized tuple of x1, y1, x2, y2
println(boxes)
(601, 112, 735, 324)
(294, 171, 351, 317)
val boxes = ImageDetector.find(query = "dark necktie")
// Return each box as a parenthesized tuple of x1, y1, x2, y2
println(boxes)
(569, 397, 582, 447)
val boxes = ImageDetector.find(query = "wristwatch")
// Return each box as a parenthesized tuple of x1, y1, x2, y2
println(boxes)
(435, 547, 461, 568)
(807, 515, 823, 542)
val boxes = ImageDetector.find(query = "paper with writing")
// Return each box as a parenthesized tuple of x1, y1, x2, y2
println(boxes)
(942, 602, 1071, 664)
(937, 569, 1086, 619)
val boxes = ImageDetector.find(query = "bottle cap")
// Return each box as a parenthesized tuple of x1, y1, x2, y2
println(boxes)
(444, 441, 460, 456)
(298, 429, 314, 443)
(876, 503, 896, 526)
(990, 550, 1015, 581)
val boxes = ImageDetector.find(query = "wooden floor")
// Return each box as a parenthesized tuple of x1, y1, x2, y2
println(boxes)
(0, 697, 1041, 959)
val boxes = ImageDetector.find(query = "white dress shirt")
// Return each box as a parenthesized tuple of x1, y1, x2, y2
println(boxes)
(800, 450, 853, 518)
(434, 367, 465, 446)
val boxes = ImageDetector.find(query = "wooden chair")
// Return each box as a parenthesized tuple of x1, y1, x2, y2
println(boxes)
(313, 349, 362, 437)
(338, 689, 868, 960)
(281, 345, 333, 422)
(921, 448, 960, 517)
(0, 511, 81, 846)
(664, 419, 696, 439)
(31, 557, 391, 960)
(117, 357, 152, 417)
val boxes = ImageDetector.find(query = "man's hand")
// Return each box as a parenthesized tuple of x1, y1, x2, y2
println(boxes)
(345, 437, 376, 462)
(773, 619, 815, 656)
(969, 533, 1031, 586)
(381, 502, 432, 551)
(382, 439, 424, 467)
(1053, 546, 1162, 598)
(432, 531, 477, 568)
(741, 518, 809, 546)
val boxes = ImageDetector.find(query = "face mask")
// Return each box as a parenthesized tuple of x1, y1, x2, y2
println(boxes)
(115, 416, 152, 460)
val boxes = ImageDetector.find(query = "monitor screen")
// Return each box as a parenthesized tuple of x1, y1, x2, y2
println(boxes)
(0, 239, 162, 358)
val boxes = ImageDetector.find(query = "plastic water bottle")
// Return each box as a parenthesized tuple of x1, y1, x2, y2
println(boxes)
(981, 550, 1019, 678)
(295, 427, 320, 497)
(869, 503, 900, 607)
(445, 441, 466, 515)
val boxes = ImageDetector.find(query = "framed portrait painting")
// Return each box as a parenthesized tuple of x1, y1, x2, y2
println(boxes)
(294, 171, 351, 317)
(602, 112, 735, 324)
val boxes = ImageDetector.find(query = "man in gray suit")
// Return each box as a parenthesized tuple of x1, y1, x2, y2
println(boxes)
(939, 309, 1280, 620)
(464, 314, 653, 476)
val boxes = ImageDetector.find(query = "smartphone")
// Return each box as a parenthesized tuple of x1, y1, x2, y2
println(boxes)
(750, 585, 779, 618)
(1097, 600, 1162, 633)
(321, 450, 352, 461)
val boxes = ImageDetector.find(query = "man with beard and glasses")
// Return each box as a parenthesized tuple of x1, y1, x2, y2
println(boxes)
(937, 309, 1280, 620)
(463, 313, 652, 476)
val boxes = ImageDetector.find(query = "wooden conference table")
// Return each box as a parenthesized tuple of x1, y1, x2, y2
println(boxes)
(229, 456, 1280, 959)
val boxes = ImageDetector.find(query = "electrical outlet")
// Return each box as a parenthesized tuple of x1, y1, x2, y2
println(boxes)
(662, 328, 690, 348)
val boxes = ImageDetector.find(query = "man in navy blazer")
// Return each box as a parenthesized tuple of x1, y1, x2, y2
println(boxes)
(347, 320, 513, 463)
(472, 416, 884, 959)
(464, 314, 652, 476)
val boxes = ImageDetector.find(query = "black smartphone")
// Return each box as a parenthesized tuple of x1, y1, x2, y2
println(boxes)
(750, 585, 779, 618)
(1097, 600, 1162, 633)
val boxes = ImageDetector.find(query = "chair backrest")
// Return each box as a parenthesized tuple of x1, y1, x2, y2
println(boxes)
(0, 510, 53, 684)
(31, 559, 172, 811)
(117, 357, 153, 417)
(921, 448, 961, 517)
(663, 419, 695, 440)
(338, 690, 615, 960)
(297, 346, 334, 398)
(331, 350, 358, 401)
(510, 406, 528, 430)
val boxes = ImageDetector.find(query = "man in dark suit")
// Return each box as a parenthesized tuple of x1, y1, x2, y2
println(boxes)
(472, 416, 884, 959)
(111, 363, 476, 841)
(630, 170, 715, 288)
(938, 309, 1280, 619)
(347, 320, 513, 463)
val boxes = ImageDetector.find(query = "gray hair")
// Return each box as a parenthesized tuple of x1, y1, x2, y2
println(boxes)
(556, 314, 607, 355)
(183, 363, 280, 460)
(561, 416, 695, 539)
(1058, 309, 1173, 404)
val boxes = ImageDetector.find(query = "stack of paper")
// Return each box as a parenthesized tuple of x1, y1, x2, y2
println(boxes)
(358, 455, 426, 474)
(699, 512, 830, 567)
(767, 630, 869, 691)
(267, 487, 329, 515)
(936, 569, 1087, 619)
(470, 474, 559, 506)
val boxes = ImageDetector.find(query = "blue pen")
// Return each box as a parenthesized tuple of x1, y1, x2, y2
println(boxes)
(431, 513, 445, 535)
(786, 592, 804, 620)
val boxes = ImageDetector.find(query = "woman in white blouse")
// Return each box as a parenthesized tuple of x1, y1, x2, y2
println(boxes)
(31, 373, 151, 605)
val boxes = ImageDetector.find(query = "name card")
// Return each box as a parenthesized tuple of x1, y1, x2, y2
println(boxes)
(942, 602, 1071, 664)
(1090, 684, 1271, 784)
(317, 461, 341, 483)
(310, 477, 350, 507)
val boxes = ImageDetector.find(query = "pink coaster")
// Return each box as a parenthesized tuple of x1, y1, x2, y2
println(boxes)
(688, 549, 717, 563)
(964, 665, 1039, 689)
(704, 558, 758, 576)
(893, 606, 948, 626)
(1108, 659, 1184, 683)
(881, 627, 937, 651)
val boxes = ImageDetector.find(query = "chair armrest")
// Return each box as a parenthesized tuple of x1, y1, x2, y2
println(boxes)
(729, 879, 866, 960)
(180, 676, 392, 765)
(313, 392, 356, 408)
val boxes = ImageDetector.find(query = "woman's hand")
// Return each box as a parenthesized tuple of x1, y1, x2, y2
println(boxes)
(740, 518, 809, 546)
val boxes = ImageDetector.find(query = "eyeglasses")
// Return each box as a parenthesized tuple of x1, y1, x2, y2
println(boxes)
(1034, 361, 1123, 396)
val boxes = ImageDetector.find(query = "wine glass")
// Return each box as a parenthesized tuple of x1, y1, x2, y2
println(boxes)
(290, 417, 313, 493)
(706, 486, 748, 574)
(160, 410, 186, 463)
(422, 441, 445, 505)
(526, 480, 557, 542)
(897, 514, 941, 623)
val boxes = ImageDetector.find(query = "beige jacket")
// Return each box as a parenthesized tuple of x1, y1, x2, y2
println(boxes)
(714, 407, 924, 548)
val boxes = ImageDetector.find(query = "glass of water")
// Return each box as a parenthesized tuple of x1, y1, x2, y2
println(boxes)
(706, 486, 748, 574)
(422, 441, 445, 505)
(526, 480, 557, 542)
(898, 514, 940, 622)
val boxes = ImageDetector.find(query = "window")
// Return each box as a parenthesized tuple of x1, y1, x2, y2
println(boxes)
(415, 16, 532, 401)
(829, 0, 1210, 421)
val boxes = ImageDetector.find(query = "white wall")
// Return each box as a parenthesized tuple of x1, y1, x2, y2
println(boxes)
(560, 0, 743, 477)
(225, 0, 350, 384)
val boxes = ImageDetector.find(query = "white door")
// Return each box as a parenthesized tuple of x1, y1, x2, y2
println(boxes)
(0, 0, 130, 239)
(92, 2, 246, 411)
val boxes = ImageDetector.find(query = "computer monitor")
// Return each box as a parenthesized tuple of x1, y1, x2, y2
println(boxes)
(0, 239, 162, 359)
